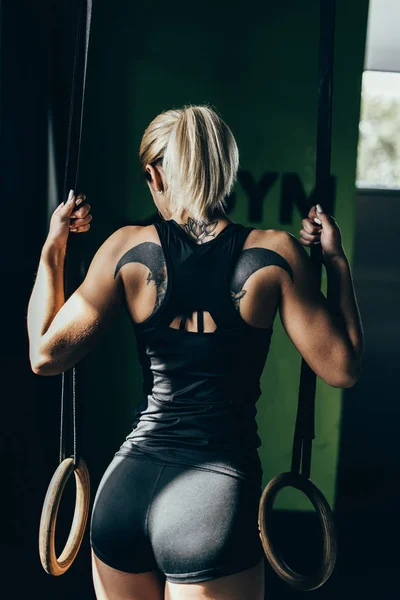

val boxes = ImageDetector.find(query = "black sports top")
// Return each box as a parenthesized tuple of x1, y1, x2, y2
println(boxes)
(116, 218, 293, 481)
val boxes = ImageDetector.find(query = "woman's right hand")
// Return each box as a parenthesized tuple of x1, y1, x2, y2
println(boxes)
(299, 204, 346, 262)
(46, 189, 92, 250)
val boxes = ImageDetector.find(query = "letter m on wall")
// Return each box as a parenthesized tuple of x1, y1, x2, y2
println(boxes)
(280, 173, 336, 224)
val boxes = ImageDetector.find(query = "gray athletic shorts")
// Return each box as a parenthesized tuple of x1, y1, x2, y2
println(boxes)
(90, 452, 264, 583)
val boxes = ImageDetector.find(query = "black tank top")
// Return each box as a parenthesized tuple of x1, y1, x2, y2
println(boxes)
(117, 218, 275, 481)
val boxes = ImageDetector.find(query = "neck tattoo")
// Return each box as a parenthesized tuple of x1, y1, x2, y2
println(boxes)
(180, 216, 219, 244)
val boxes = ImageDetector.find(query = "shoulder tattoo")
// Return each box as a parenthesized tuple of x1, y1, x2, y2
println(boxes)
(230, 248, 293, 311)
(114, 242, 167, 312)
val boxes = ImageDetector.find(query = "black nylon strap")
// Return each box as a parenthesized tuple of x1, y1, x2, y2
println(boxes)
(59, 0, 93, 466)
(179, 315, 188, 331)
(291, 0, 335, 479)
(197, 310, 204, 333)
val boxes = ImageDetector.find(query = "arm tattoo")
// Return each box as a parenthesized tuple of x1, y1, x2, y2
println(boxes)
(114, 242, 167, 313)
(230, 248, 294, 312)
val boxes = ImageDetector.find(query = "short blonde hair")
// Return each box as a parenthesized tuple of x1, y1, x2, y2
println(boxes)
(139, 104, 239, 221)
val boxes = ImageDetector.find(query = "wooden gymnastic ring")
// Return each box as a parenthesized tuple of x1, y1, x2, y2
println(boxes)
(39, 457, 90, 576)
(258, 471, 337, 591)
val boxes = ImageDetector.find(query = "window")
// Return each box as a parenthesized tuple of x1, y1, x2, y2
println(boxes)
(356, 71, 400, 190)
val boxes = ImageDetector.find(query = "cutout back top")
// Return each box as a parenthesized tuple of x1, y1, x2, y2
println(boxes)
(118, 218, 278, 481)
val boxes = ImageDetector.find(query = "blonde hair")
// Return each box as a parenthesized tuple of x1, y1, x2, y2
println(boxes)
(139, 104, 239, 221)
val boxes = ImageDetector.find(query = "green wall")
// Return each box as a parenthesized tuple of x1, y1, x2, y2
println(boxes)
(80, 0, 369, 510)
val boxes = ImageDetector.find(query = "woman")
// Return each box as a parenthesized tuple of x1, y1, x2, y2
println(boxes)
(27, 105, 363, 600)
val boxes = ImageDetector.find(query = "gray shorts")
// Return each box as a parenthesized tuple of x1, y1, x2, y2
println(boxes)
(90, 452, 264, 583)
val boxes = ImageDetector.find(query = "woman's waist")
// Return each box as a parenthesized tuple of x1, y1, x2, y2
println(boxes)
(130, 394, 261, 446)
(117, 438, 263, 484)
(149, 372, 262, 404)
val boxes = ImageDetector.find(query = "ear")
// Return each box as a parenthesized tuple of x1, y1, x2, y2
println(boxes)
(145, 164, 154, 183)
(145, 163, 163, 191)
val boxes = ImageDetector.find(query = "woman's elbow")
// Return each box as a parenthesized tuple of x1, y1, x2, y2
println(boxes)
(331, 373, 358, 389)
(30, 353, 64, 377)
(329, 363, 361, 389)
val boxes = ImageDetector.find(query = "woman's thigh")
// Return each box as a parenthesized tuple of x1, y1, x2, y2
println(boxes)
(91, 549, 165, 600)
(164, 557, 265, 600)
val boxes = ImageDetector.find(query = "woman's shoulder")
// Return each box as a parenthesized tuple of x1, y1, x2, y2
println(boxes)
(244, 226, 307, 280)
(92, 225, 158, 268)
(107, 223, 160, 248)
(245, 226, 296, 252)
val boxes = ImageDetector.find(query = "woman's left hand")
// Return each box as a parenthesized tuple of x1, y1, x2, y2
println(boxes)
(299, 203, 346, 263)
(46, 189, 92, 250)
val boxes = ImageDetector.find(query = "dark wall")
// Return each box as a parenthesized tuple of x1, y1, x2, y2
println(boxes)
(334, 189, 400, 593)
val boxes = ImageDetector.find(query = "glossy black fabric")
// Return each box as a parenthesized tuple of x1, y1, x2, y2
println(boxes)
(120, 219, 275, 482)
(90, 453, 264, 582)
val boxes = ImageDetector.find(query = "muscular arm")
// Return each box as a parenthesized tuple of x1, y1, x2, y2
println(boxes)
(27, 228, 129, 376)
(276, 232, 363, 388)
(325, 253, 364, 372)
